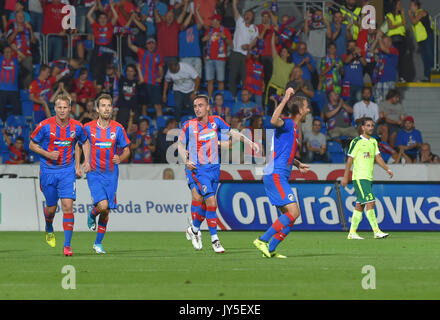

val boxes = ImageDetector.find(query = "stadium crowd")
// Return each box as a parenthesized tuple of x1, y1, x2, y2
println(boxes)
(0, 0, 438, 165)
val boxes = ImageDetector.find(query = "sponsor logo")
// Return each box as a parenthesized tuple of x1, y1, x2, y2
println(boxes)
(54, 140, 72, 147)
(198, 131, 216, 142)
(95, 141, 112, 148)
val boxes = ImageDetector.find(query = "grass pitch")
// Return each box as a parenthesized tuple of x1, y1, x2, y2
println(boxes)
(0, 231, 439, 300)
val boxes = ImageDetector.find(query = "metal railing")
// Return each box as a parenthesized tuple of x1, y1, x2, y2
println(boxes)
(43, 33, 71, 64)
(434, 13, 440, 71)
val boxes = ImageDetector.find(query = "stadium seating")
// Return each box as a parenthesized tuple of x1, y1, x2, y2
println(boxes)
(327, 140, 345, 163)
(180, 115, 193, 126)
(156, 115, 175, 131)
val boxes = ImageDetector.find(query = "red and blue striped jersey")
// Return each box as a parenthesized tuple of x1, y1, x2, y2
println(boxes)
(30, 117, 88, 171)
(179, 116, 230, 168)
(265, 118, 299, 175)
(92, 22, 114, 46)
(137, 48, 163, 85)
(0, 56, 19, 91)
(84, 120, 131, 176)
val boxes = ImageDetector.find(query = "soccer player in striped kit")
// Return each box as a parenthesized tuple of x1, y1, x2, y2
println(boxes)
(83, 94, 131, 254)
(29, 94, 90, 256)
(179, 95, 258, 253)
(253, 88, 311, 258)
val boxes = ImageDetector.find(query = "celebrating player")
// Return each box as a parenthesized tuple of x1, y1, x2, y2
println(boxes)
(342, 117, 393, 239)
(82, 94, 131, 254)
(29, 94, 90, 256)
(253, 88, 311, 259)
(178, 95, 258, 253)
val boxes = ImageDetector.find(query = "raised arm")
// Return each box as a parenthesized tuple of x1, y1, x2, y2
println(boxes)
(271, 32, 279, 59)
(232, 0, 241, 21)
(87, 3, 97, 25)
(176, 0, 189, 25)
(109, 0, 119, 26)
(127, 34, 139, 53)
(271, 87, 295, 127)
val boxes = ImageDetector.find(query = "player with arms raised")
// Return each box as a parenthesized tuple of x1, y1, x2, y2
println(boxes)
(29, 94, 90, 256)
(342, 117, 392, 239)
(253, 88, 311, 258)
(82, 94, 131, 254)
(178, 95, 258, 253)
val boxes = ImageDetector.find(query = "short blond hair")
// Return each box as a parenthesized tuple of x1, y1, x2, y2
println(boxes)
(54, 93, 72, 107)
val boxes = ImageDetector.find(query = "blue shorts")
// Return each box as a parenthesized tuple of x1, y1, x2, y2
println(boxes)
(185, 167, 196, 190)
(263, 172, 297, 207)
(40, 168, 76, 207)
(191, 166, 220, 199)
(205, 59, 226, 82)
(86, 171, 118, 209)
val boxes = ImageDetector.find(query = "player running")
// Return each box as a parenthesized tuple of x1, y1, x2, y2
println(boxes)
(342, 117, 393, 239)
(29, 94, 90, 256)
(178, 94, 258, 253)
(82, 94, 131, 254)
(253, 88, 311, 259)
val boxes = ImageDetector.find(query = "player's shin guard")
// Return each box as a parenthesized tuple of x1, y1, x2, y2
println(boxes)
(206, 206, 218, 242)
(349, 209, 363, 233)
(366, 209, 380, 233)
(260, 212, 296, 242)
(95, 213, 109, 245)
(269, 221, 294, 252)
(63, 213, 74, 247)
(191, 201, 205, 233)
(44, 207, 55, 233)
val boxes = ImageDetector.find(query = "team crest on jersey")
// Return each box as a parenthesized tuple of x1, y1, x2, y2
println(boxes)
(110, 132, 116, 140)
(288, 194, 294, 201)
(211, 122, 217, 129)
(70, 131, 75, 138)
(202, 185, 207, 193)
(363, 152, 370, 159)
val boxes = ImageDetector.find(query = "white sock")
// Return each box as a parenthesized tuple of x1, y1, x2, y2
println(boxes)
(211, 234, 219, 243)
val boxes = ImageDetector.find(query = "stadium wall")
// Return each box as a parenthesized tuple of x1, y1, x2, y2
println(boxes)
(0, 165, 439, 232)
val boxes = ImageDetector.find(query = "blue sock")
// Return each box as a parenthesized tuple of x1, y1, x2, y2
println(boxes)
(260, 213, 292, 242)
(191, 201, 205, 232)
(63, 213, 74, 247)
(44, 207, 54, 233)
(206, 206, 218, 242)
(95, 214, 109, 245)
(269, 225, 292, 252)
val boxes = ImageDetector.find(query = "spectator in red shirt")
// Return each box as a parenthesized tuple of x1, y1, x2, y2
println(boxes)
(28, 64, 63, 125)
(154, 1, 188, 64)
(71, 67, 97, 106)
(127, 36, 163, 117)
(130, 117, 155, 163)
(244, 48, 265, 108)
(6, 10, 36, 89)
(255, 10, 276, 86)
(2, 129, 27, 164)
(113, 0, 136, 27)
(202, 13, 232, 100)
(42, 0, 68, 62)
(87, 1, 119, 85)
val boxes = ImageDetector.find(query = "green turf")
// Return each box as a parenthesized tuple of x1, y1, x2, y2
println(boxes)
(0, 231, 439, 300)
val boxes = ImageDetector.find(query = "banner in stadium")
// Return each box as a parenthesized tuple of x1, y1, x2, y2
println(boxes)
(340, 183, 440, 231)
(0, 180, 39, 231)
(216, 182, 440, 231)
(1, 164, 440, 181)
(0, 179, 438, 231)
(35, 180, 193, 232)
